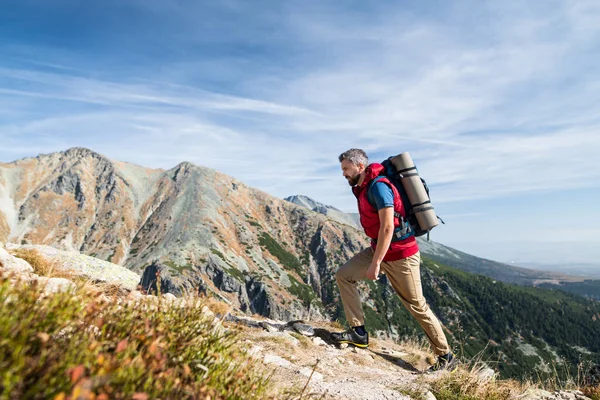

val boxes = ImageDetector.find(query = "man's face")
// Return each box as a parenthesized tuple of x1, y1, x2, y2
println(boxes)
(341, 159, 364, 187)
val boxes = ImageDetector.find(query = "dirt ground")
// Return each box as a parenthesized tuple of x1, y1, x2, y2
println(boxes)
(228, 319, 440, 400)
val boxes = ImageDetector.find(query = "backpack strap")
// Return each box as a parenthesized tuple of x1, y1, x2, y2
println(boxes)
(366, 177, 413, 242)
(366, 176, 384, 209)
(366, 177, 402, 220)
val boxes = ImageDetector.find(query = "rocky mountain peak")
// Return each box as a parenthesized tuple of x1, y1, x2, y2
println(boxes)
(61, 146, 105, 159)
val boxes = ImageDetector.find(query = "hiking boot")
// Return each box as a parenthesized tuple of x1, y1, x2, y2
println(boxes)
(330, 328, 369, 348)
(427, 353, 457, 373)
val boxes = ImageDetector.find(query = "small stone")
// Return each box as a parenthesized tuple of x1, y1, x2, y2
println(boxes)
(478, 367, 496, 381)
(312, 337, 327, 346)
(292, 323, 315, 336)
(557, 392, 577, 400)
(521, 389, 554, 400)
(224, 314, 239, 323)
(128, 291, 145, 302)
(263, 354, 292, 368)
(260, 321, 283, 333)
(247, 345, 263, 357)
(339, 343, 348, 350)
(298, 367, 323, 382)
(162, 293, 177, 301)
(201, 306, 215, 317)
(240, 317, 261, 328)
(425, 391, 437, 400)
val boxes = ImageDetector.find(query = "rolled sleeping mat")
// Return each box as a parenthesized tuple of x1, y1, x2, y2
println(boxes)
(390, 152, 439, 231)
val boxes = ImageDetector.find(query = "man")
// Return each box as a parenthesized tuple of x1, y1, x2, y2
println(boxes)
(331, 148, 455, 372)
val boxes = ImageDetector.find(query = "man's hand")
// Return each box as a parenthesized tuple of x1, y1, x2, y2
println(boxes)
(366, 261, 381, 280)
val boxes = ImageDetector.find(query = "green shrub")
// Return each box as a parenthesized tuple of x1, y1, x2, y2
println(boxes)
(0, 276, 270, 399)
(258, 233, 304, 278)
(288, 275, 316, 307)
(211, 248, 226, 260)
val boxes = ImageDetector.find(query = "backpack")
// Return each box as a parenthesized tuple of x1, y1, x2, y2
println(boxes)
(366, 157, 443, 240)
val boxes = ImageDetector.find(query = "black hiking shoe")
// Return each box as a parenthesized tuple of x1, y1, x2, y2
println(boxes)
(330, 328, 369, 348)
(426, 352, 457, 373)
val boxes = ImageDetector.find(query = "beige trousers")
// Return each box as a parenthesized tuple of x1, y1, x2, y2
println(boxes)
(335, 248, 451, 356)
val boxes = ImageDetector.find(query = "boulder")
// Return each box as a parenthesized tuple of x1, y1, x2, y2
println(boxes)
(0, 247, 34, 274)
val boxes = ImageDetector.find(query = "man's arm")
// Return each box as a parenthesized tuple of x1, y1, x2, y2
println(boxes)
(366, 207, 395, 280)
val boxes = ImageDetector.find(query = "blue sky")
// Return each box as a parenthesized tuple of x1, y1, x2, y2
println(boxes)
(1, 0, 599, 268)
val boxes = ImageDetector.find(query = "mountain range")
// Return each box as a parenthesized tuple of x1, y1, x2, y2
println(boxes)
(1, 147, 599, 379)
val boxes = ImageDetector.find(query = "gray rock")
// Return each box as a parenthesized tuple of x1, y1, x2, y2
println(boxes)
(201, 305, 215, 318)
(0, 247, 34, 274)
(478, 367, 496, 381)
(425, 392, 437, 400)
(162, 293, 177, 301)
(128, 291, 146, 301)
(292, 322, 315, 336)
(298, 367, 324, 382)
(260, 321, 284, 333)
(225, 314, 261, 328)
(312, 337, 327, 346)
(521, 389, 555, 399)
(263, 354, 292, 368)
(7, 244, 139, 290)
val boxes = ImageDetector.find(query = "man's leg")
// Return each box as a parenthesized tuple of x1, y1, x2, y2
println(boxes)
(382, 252, 451, 356)
(335, 247, 373, 327)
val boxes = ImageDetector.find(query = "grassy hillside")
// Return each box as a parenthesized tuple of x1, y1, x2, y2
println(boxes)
(0, 275, 270, 399)
(538, 280, 600, 301)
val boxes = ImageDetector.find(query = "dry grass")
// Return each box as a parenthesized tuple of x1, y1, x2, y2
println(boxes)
(582, 386, 600, 400)
(423, 346, 532, 400)
(77, 280, 131, 298)
(428, 362, 531, 400)
(9, 248, 74, 280)
(396, 337, 435, 370)
(258, 333, 297, 347)
(289, 332, 312, 348)
(203, 295, 234, 317)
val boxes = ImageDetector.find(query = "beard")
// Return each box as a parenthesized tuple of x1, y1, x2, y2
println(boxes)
(346, 174, 360, 186)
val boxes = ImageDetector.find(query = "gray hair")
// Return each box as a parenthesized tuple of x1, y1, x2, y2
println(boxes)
(338, 148, 369, 166)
